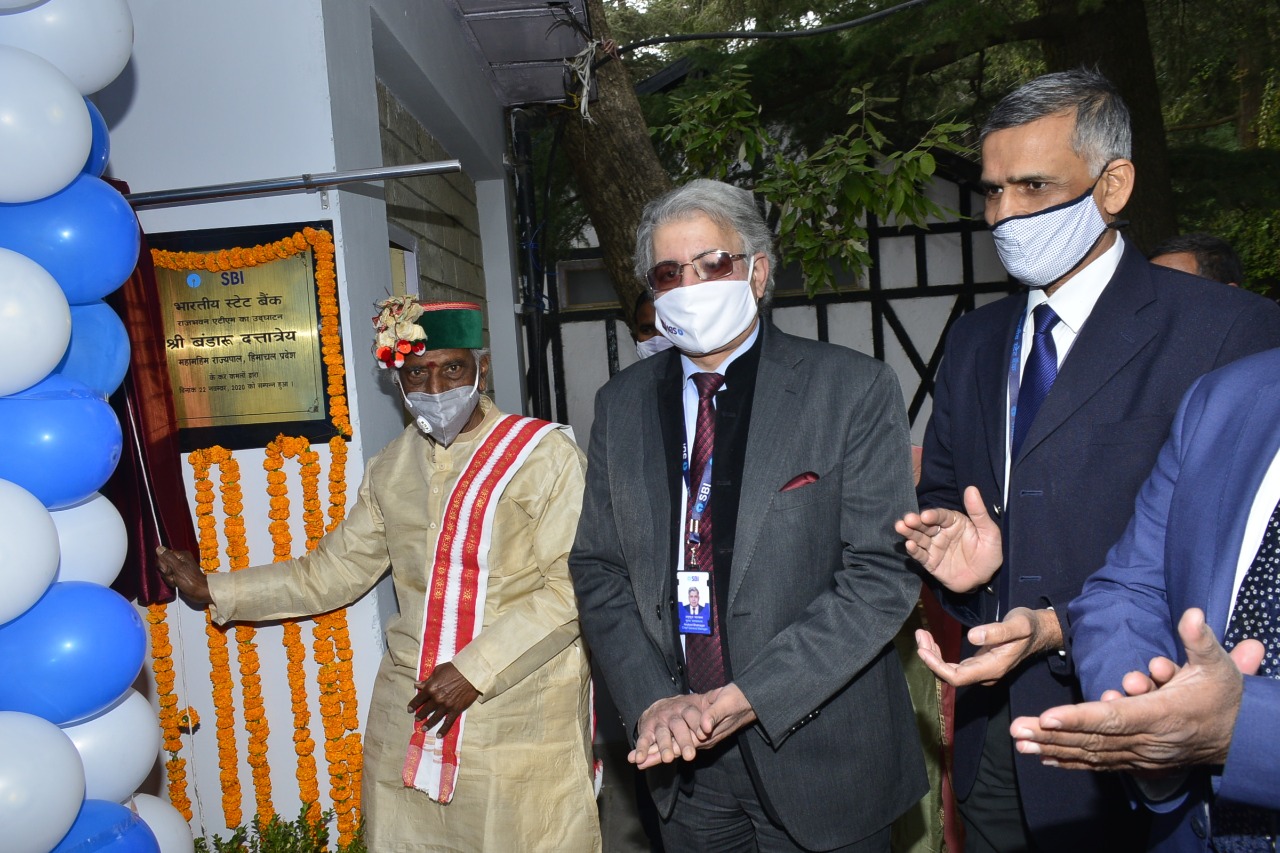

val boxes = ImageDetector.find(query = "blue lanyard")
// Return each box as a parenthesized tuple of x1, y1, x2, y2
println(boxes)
(682, 442, 714, 547)
(1007, 306, 1029, 452)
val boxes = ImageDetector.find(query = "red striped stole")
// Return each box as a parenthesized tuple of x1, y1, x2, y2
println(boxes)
(401, 415, 558, 802)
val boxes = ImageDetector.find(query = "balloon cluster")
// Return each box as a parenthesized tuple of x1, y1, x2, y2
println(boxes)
(0, 2, 192, 851)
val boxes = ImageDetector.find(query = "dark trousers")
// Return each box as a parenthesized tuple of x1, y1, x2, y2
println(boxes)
(957, 693, 1035, 853)
(658, 740, 891, 853)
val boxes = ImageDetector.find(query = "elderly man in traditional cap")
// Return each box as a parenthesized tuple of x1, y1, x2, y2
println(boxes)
(158, 298, 600, 852)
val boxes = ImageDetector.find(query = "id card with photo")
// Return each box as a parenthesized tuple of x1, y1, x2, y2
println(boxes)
(676, 571, 711, 635)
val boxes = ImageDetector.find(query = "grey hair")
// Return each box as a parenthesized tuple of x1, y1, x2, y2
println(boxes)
(634, 179, 777, 306)
(981, 68, 1132, 174)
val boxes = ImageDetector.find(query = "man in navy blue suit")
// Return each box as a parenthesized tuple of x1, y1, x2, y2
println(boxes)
(897, 69, 1280, 851)
(1011, 347, 1280, 851)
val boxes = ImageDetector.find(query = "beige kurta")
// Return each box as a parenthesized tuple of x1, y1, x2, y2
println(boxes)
(208, 398, 600, 853)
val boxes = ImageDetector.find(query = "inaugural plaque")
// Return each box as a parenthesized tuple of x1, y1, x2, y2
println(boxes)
(150, 222, 341, 451)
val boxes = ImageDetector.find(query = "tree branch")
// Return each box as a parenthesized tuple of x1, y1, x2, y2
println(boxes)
(899, 11, 1069, 77)
(1166, 114, 1239, 133)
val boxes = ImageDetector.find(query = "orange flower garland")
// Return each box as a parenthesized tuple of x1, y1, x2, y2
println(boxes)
(217, 452, 274, 825)
(321, 432, 363, 842)
(190, 446, 243, 828)
(264, 436, 322, 821)
(309, 227, 351, 438)
(147, 603, 191, 820)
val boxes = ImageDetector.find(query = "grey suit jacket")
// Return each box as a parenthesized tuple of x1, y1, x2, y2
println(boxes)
(570, 323, 927, 850)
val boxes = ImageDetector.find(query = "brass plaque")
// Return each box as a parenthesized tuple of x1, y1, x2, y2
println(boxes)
(156, 253, 327, 430)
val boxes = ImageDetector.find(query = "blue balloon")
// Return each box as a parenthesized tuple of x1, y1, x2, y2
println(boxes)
(0, 174, 139, 305)
(82, 98, 110, 178)
(53, 301, 130, 398)
(0, 582, 146, 725)
(52, 800, 160, 853)
(0, 374, 122, 509)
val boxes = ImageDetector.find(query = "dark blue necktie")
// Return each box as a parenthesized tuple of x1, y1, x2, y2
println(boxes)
(1011, 304, 1061, 460)
(1211, 499, 1280, 851)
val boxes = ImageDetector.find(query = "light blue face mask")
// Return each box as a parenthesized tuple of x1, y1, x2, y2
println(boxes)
(400, 374, 479, 446)
(990, 182, 1109, 288)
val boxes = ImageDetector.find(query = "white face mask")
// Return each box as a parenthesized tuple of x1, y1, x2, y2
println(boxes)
(654, 262, 758, 356)
(635, 336, 674, 359)
(991, 183, 1109, 289)
(400, 374, 480, 446)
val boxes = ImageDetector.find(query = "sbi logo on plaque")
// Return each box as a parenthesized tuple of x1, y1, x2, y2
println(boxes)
(184, 271, 247, 288)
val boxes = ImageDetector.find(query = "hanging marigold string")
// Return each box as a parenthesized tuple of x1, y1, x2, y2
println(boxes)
(190, 446, 243, 828)
(215, 452, 274, 825)
(310, 227, 350, 439)
(265, 435, 321, 821)
(148, 603, 191, 820)
(320, 431, 363, 843)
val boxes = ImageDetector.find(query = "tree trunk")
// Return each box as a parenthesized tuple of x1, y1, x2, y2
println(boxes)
(563, 0, 674, 324)
(1040, 0, 1176, 253)
(1235, 18, 1268, 149)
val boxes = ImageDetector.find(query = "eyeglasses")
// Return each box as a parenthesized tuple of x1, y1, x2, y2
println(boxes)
(646, 250, 748, 294)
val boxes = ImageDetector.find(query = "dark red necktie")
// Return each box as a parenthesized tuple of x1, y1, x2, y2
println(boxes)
(685, 372, 726, 692)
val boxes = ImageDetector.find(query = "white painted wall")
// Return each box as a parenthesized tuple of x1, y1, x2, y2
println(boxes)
(368, 0, 527, 415)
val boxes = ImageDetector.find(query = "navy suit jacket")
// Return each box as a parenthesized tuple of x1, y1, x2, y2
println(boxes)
(1070, 347, 1280, 852)
(917, 239, 1280, 849)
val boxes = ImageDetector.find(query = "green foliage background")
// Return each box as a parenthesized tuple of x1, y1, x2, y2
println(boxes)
(587, 0, 1280, 298)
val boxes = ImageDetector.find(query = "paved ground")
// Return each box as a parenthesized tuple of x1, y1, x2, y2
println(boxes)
(598, 738, 660, 852)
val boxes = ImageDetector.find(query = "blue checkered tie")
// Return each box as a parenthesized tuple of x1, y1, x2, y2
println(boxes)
(1012, 304, 1061, 459)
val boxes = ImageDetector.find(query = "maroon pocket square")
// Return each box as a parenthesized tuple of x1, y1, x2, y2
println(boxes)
(780, 472, 819, 492)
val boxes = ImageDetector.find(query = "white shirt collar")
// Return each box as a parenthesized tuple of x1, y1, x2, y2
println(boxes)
(1027, 233, 1125, 333)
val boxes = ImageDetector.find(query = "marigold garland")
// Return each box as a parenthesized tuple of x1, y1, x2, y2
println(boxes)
(321, 432, 363, 843)
(214, 450, 274, 825)
(190, 446, 244, 828)
(265, 436, 322, 822)
(148, 603, 191, 820)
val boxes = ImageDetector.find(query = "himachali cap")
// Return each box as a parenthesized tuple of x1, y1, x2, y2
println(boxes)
(372, 296, 484, 369)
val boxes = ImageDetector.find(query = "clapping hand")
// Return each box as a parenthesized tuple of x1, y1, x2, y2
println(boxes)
(895, 486, 1003, 594)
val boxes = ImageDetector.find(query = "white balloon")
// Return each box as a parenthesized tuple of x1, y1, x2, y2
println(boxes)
(0, 0, 132, 94)
(0, 2, 49, 12)
(60, 688, 161, 804)
(0, 46, 90, 202)
(0, 477, 60, 624)
(130, 795, 195, 853)
(52, 491, 128, 586)
(0, 711, 86, 853)
(0, 247, 71, 395)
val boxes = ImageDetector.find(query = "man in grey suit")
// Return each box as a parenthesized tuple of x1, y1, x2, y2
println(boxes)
(570, 179, 926, 852)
